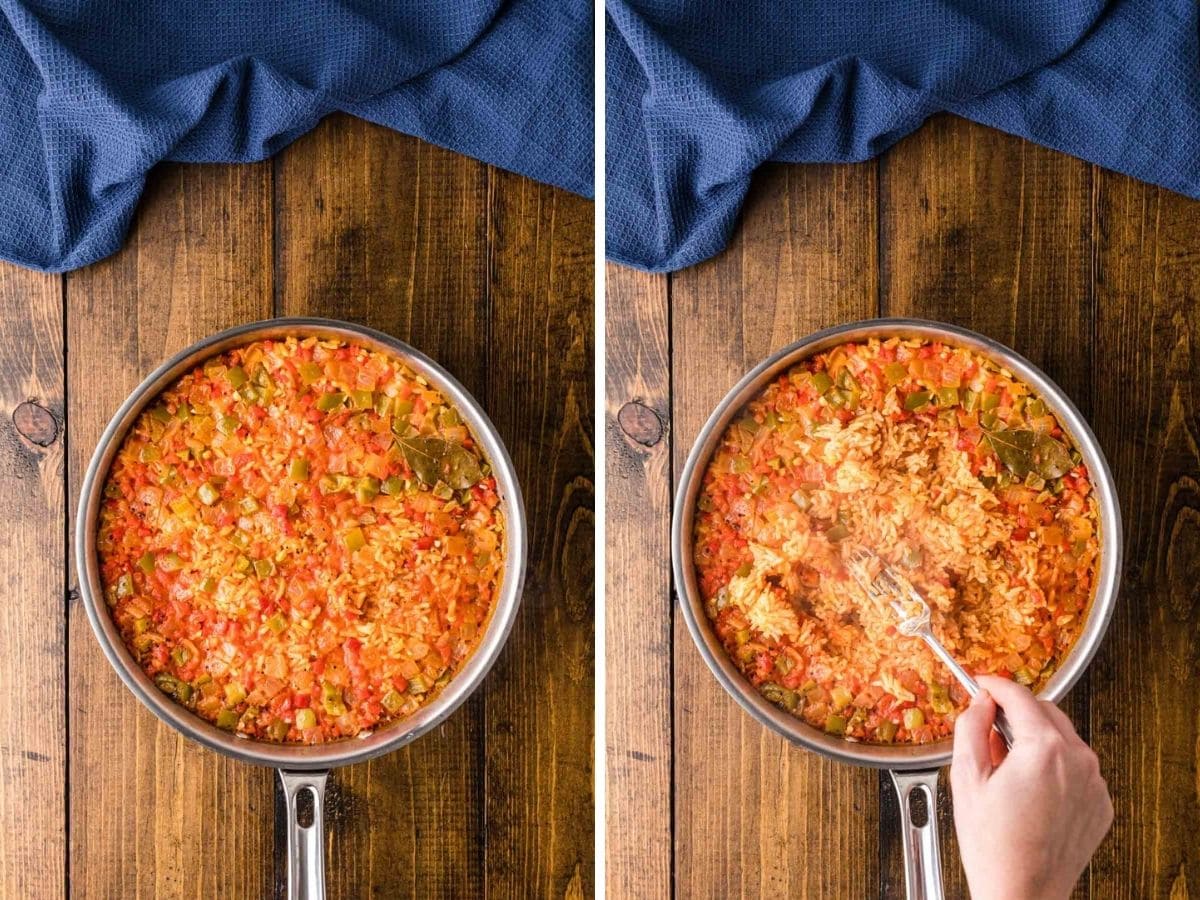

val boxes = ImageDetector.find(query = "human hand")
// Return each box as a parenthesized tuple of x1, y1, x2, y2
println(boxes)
(950, 675, 1113, 900)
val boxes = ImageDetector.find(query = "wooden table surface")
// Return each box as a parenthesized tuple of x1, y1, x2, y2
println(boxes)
(607, 114, 1200, 899)
(0, 114, 594, 899)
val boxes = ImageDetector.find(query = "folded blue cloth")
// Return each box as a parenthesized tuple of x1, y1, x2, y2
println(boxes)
(607, 0, 1200, 273)
(0, 0, 592, 272)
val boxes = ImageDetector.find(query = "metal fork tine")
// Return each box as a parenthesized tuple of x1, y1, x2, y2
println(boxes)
(845, 545, 933, 633)
(879, 569, 904, 592)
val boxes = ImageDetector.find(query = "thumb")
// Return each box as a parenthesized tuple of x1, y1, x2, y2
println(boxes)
(952, 690, 997, 786)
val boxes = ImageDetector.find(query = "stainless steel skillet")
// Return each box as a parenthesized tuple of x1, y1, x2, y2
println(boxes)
(671, 318, 1122, 900)
(75, 318, 527, 900)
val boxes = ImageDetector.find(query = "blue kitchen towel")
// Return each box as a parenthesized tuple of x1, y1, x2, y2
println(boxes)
(0, 0, 592, 273)
(607, 0, 1200, 273)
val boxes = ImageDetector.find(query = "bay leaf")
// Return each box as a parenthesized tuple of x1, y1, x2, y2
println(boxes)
(396, 435, 484, 490)
(984, 428, 1036, 479)
(443, 444, 483, 489)
(1030, 432, 1073, 479)
(396, 435, 445, 485)
(984, 427, 1074, 480)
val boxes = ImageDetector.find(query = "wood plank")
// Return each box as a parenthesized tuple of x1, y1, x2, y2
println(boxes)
(273, 114, 490, 898)
(483, 171, 595, 898)
(66, 161, 275, 899)
(0, 265, 65, 899)
(878, 115, 1094, 899)
(604, 263, 672, 899)
(670, 160, 880, 899)
(1089, 173, 1200, 898)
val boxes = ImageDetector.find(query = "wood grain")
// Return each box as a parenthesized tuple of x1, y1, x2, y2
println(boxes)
(66, 162, 275, 899)
(1089, 172, 1200, 898)
(607, 116, 1199, 899)
(879, 115, 1095, 899)
(273, 113, 491, 900)
(0, 265, 65, 899)
(605, 263, 672, 899)
(670, 160, 880, 899)
(13, 113, 591, 897)
(483, 170, 595, 899)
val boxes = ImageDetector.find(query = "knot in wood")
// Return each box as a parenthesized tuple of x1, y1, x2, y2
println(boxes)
(13, 400, 57, 447)
(618, 400, 662, 447)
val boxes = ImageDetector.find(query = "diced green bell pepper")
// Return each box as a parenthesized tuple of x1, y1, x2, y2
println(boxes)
(904, 391, 932, 412)
(216, 708, 239, 730)
(316, 392, 345, 412)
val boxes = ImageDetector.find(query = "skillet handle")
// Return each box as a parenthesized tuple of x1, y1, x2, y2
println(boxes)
(279, 769, 329, 900)
(890, 769, 945, 900)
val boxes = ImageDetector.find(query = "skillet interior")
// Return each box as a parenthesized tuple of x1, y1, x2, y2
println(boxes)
(75, 317, 528, 770)
(671, 318, 1122, 770)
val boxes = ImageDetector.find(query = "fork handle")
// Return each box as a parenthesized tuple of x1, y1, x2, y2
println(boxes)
(918, 632, 1014, 749)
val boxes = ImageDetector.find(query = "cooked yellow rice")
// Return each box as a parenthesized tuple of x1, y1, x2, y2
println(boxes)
(695, 337, 1099, 743)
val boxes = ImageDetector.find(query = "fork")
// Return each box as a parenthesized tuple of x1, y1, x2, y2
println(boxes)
(845, 547, 1014, 748)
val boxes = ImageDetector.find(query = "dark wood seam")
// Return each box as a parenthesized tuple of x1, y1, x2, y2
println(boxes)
(666, 269, 677, 900)
(271, 157, 283, 319)
(480, 161, 496, 900)
(876, 156, 885, 321)
(1083, 160, 1100, 900)
(61, 269, 71, 900)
